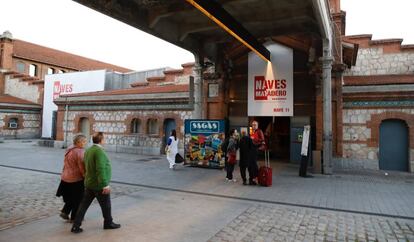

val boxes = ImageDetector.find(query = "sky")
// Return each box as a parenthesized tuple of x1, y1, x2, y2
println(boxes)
(0, 0, 413, 72)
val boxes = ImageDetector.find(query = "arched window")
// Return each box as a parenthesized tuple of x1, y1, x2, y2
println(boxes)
(58, 69, 65, 74)
(131, 118, 141, 134)
(29, 64, 37, 77)
(8, 118, 18, 129)
(47, 68, 55, 75)
(79, 117, 90, 138)
(147, 119, 159, 135)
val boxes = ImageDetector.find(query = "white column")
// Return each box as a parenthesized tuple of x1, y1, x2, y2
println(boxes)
(193, 62, 203, 119)
(321, 39, 333, 174)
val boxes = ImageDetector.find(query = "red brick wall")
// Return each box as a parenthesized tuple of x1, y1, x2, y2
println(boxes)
(12, 57, 74, 79)
(329, 0, 341, 13)
(56, 108, 65, 141)
(0, 39, 13, 70)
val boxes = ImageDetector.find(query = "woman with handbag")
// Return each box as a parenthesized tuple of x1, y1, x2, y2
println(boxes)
(225, 129, 238, 182)
(165, 129, 178, 169)
(56, 134, 87, 221)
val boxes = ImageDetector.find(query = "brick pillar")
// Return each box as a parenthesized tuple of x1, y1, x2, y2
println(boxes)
(0, 73, 4, 94)
(329, 0, 341, 13)
(0, 31, 14, 70)
(56, 106, 65, 141)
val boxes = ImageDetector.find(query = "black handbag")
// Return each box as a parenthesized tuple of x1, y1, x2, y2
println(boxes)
(175, 153, 184, 163)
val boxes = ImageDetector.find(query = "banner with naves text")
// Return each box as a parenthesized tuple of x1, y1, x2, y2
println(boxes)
(248, 41, 293, 116)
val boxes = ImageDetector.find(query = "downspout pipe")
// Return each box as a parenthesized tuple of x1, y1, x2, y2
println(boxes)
(64, 97, 69, 149)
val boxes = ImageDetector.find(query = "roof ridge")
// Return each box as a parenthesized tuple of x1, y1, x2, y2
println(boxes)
(370, 38, 403, 45)
(13, 39, 132, 72)
(344, 34, 373, 39)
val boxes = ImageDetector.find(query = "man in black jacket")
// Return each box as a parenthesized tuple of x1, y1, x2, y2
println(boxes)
(239, 130, 255, 185)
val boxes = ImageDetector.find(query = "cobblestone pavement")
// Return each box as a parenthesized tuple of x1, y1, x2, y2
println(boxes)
(209, 205, 414, 242)
(1, 165, 414, 241)
(1, 141, 413, 218)
(0, 167, 142, 231)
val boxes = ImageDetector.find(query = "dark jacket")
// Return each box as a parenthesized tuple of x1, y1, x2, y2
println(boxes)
(239, 135, 253, 167)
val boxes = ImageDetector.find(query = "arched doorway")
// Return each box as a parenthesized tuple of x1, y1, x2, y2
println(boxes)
(163, 119, 176, 153)
(379, 119, 409, 172)
(79, 117, 91, 139)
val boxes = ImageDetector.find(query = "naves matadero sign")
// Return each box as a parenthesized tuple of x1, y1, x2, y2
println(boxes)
(248, 41, 293, 116)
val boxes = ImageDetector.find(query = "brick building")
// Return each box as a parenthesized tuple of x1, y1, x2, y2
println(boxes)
(65, 0, 414, 173)
(2, 0, 414, 173)
(0, 30, 131, 138)
(339, 35, 414, 172)
(54, 63, 195, 154)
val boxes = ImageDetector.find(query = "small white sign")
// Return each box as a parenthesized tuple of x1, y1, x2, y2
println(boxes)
(301, 125, 310, 156)
(208, 83, 219, 97)
(248, 41, 293, 116)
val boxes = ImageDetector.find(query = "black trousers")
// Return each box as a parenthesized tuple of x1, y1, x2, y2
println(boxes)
(240, 164, 258, 182)
(226, 162, 235, 180)
(249, 163, 259, 180)
(240, 165, 248, 182)
(299, 155, 309, 177)
(73, 188, 113, 227)
(240, 163, 259, 182)
(59, 180, 84, 220)
(249, 148, 259, 180)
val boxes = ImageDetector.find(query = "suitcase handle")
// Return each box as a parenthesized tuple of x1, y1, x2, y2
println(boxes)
(264, 150, 270, 168)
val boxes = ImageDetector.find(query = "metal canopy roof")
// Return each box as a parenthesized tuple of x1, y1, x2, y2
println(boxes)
(73, 0, 325, 60)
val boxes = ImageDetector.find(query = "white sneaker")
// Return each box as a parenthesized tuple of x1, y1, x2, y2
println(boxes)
(232, 179, 237, 182)
(225, 178, 230, 182)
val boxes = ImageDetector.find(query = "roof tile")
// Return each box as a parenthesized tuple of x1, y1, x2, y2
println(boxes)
(62, 84, 189, 97)
(13, 39, 132, 73)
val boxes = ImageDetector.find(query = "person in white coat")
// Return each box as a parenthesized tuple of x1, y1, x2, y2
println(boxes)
(166, 129, 178, 169)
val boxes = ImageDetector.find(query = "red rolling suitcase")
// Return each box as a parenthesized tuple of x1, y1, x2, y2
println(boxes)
(258, 150, 272, 187)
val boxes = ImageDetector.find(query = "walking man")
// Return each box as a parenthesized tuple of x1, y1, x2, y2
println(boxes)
(71, 132, 120, 233)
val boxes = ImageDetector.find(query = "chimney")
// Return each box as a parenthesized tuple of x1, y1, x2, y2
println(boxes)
(329, 0, 341, 14)
(0, 30, 14, 70)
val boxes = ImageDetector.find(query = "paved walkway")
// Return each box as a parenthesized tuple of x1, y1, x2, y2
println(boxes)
(0, 140, 413, 218)
(0, 166, 141, 231)
(0, 166, 413, 242)
(209, 205, 414, 242)
(1, 140, 414, 242)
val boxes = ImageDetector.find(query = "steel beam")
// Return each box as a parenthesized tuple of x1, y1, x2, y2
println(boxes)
(186, 0, 270, 62)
